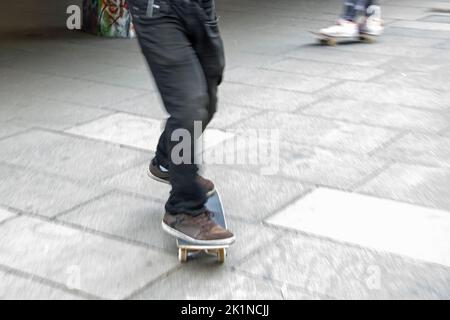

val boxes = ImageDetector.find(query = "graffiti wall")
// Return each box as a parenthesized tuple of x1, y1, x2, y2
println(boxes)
(83, 0, 134, 38)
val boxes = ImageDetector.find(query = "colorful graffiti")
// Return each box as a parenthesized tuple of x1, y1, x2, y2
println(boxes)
(83, 0, 134, 38)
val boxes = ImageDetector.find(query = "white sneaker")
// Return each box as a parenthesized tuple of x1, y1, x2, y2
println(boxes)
(319, 19, 359, 38)
(360, 5, 384, 36)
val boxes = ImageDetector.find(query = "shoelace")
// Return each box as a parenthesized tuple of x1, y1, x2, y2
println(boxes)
(194, 211, 217, 230)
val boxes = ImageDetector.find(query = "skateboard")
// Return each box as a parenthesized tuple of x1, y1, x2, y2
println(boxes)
(310, 31, 375, 46)
(176, 191, 230, 263)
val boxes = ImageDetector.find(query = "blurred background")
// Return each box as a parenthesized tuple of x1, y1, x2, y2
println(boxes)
(0, 0, 449, 299)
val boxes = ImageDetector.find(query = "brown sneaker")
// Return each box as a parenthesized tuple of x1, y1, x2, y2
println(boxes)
(148, 159, 216, 196)
(148, 158, 170, 184)
(162, 211, 235, 245)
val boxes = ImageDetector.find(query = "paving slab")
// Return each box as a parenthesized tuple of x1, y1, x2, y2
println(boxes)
(0, 129, 147, 182)
(0, 71, 146, 108)
(238, 234, 450, 299)
(66, 113, 163, 151)
(0, 68, 49, 91)
(204, 140, 387, 189)
(377, 56, 444, 72)
(203, 167, 309, 221)
(103, 162, 171, 201)
(0, 163, 107, 217)
(224, 51, 284, 70)
(386, 26, 450, 40)
(331, 41, 438, 59)
(231, 32, 308, 56)
(0, 121, 27, 139)
(0, 269, 83, 300)
(103, 92, 167, 119)
(424, 47, 450, 61)
(358, 163, 450, 212)
(0, 207, 16, 223)
(0, 36, 146, 69)
(11, 98, 113, 130)
(377, 35, 445, 48)
(225, 67, 337, 93)
(266, 58, 385, 81)
(134, 265, 323, 300)
(59, 191, 168, 249)
(219, 82, 316, 111)
(1, 51, 118, 79)
(373, 69, 449, 91)
(385, 0, 450, 9)
(79, 65, 157, 91)
(382, 5, 430, 20)
(0, 106, 22, 123)
(375, 132, 450, 167)
(66, 112, 233, 152)
(303, 99, 449, 132)
(322, 81, 449, 110)
(59, 189, 281, 266)
(1, 0, 450, 301)
(208, 104, 262, 130)
(223, 218, 282, 266)
(285, 46, 392, 68)
(424, 15, 450, 24)
(0, 47, 30, 63)
(389, 20, 450, 32)
(266, 188, 450, 267)
(0, 216, 178, 299)
(232, 111, 397, 154)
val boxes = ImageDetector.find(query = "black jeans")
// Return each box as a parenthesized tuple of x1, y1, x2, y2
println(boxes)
(127, 0, 225, 215)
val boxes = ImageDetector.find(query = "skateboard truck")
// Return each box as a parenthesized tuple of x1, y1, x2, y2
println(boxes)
(178, 246, 227, 263)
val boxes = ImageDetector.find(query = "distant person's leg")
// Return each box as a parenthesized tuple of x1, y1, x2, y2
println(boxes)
(360, 0, 384, 36)
(319, 0, 366, 37)
(320, 0, 382, 37)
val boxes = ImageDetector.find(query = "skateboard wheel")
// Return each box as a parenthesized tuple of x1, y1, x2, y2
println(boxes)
(178, 248, 188, 263)
(327, 38, 337, 46)
(217, 248, 226, 263)
(319, 38, 336, 46)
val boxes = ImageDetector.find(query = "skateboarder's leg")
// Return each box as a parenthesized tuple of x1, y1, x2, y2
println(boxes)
(150, 0, 224, 158)
(129, 0, 233, 244)
(342, 0, 383, 33)
(191, 0, 225, 129)
(131, 0, 208, 215)
(148, 0, 222, 195)
(360, 0, 383, 36)
(158, 0, 224, 209)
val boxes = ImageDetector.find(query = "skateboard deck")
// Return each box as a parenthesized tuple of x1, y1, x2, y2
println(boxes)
(310, 31, 375, 46)
(176, 191, 229, 263)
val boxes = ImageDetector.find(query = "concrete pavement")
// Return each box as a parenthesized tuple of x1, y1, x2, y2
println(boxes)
(0, 0, 449, 299)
